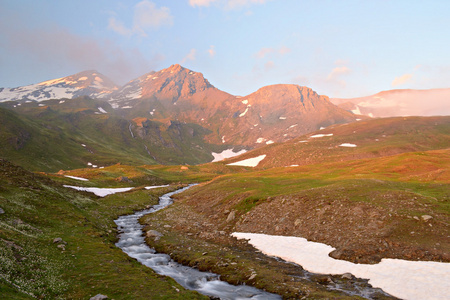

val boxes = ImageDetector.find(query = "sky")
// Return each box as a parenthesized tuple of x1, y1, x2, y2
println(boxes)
(1, 0, 450, 98)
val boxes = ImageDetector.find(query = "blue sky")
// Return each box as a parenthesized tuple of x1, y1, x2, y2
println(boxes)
(1, 0, 449, 98)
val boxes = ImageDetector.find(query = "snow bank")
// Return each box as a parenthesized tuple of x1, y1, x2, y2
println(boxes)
(232, 233, 450, 300)
(339, 143, 357, 147)
(239, 107, 249, 117)
(145, 185, 170, 190)
(310, 133, 333, 138)
(63, 185, 133, 197)
(211, 149, 247, 162)
(64, 175, 89, 181)
(227, 155, 266, 167)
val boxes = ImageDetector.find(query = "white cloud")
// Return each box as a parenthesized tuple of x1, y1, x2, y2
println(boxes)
(108, 17, 133, 37)
(189, 0, 268, 9)
(226, 0, 268, 9)
(255, 46, 291, 59)
(264, 60, 275, 71)
(189, 0, 217, 7)
(208, 45, 216, 57)
(255, 47, 274, 59)
(278, 46, 291, 55)
(181, 48, 197, 63)
(109, 1, 173, 37)
(327, 66, 351, 80)
(392, 73, 413, 87)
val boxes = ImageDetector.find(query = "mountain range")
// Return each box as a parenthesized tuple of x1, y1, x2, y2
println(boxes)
(1, 64, 449, 171)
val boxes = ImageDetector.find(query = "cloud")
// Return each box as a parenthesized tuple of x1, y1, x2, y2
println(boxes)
(109, 1, 173, 37)
(108, 17, 133, 37)
(279, 46, 291, 55)
(0, 16, 161, 86)
(255, 47, 274, 59)
(327, 66, 351, 80)
(189, 0, 216, 7)
(208, 45, 216, 57)
(189, 0, 268, 9)
(255, 46, 291, 59)
(225, 0, 268, 9)
(264, 60, 275, 71)
(181, 48, 197, 64)
(391, 73, 413, 87)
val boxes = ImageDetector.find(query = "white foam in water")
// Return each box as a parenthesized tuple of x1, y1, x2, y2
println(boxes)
(114, 185, 281, 299)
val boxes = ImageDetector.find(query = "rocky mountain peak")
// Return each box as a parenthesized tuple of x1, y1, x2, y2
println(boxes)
(138, 65, 214, 100)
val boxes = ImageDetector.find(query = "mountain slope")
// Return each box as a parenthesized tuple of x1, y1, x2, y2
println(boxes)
(0, 70, 118, 103)
(331, 88, 450, 117)
(220, 116, 450, 169)
(215, 84, 358, 146)
(0, 101, 222, 172)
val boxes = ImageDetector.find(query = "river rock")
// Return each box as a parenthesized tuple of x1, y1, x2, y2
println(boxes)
(89, 294, 108, 300)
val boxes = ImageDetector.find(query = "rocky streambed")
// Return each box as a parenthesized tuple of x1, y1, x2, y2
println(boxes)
(115, 185, 281, 299)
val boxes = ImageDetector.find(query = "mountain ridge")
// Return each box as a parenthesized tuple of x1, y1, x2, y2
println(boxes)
(0, 70, 118, 103)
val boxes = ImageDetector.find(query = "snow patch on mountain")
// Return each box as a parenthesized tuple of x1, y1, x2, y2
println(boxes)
(339, 143, 357, 147)
(227, 154, 266, 167)
(310, 133, 333, 138)
(211, 149, 247, 162)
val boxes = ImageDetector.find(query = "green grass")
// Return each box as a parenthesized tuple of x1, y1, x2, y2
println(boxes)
(0, 159, 207, 299)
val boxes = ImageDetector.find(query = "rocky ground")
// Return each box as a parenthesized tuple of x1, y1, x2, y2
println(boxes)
(141, 191, 401, 299)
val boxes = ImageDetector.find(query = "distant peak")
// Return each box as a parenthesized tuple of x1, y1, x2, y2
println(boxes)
(167, 64, 185, 73)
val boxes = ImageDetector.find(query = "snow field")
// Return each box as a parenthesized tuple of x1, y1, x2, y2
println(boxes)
(211, 149, 247, 162)
(232, 233, 450, 300)
(227, 154, 266, 167)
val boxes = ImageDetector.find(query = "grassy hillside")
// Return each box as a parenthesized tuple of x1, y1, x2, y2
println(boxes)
(0, 99, 225, 172)
(0, 158, 207, 299)
(221, 116, 450, 169)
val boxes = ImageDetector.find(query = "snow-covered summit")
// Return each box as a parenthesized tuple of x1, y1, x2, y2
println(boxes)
(0, 70, 118, 103)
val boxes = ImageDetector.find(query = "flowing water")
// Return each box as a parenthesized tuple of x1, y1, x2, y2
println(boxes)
(114, 185, 282, 300)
